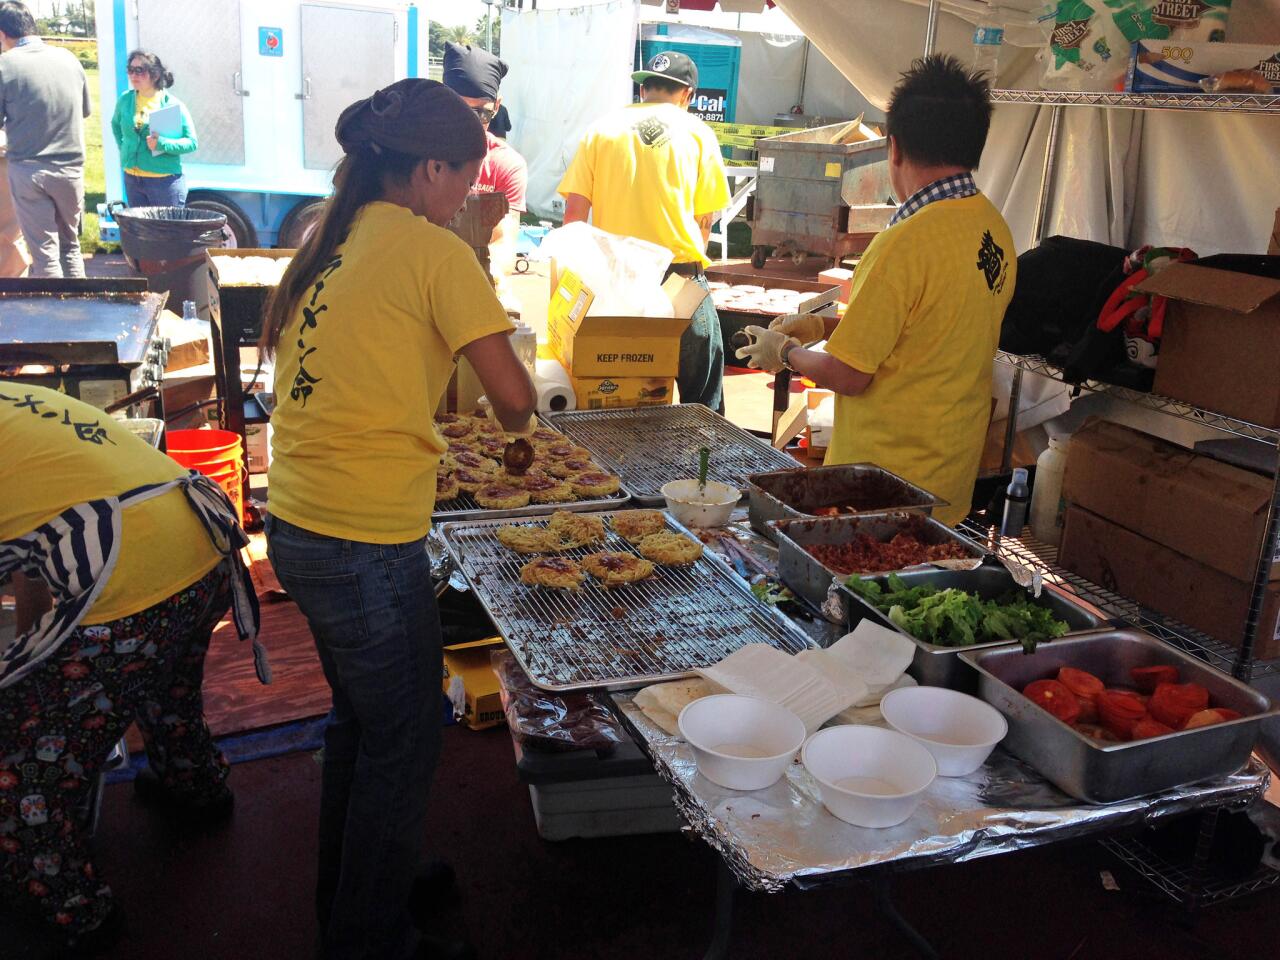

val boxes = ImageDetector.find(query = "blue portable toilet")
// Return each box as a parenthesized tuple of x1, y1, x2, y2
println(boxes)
(639, 23, 742, 124)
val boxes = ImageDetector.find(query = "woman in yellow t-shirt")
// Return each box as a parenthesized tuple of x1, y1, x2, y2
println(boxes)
(0, 384, 261, 954)
(258, 79, 535, 960)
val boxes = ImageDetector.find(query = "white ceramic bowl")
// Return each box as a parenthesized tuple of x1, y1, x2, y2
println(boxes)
(880, 685, 1008, 777)
(802, 725, 937, 828)
(660, 479, 740, 529)
(678, 694, 806, 791)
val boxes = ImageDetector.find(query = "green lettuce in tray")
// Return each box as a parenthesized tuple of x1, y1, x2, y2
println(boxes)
(845, 573, 1069, 653)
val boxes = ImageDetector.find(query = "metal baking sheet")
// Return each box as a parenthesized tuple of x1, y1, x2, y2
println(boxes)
(611, 692, 1268, 894)
(962, 630, 1280, 804)
(432, 485, 631, 523)
(544, 404, 800, 505)
(438, 512, 817, 691)
(0, 292, 165, 366)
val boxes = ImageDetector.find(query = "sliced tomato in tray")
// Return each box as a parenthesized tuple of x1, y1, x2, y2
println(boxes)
(1097, 690, 1147, 739)
(1024, 679, 1081, 725)
(1130, 665, 1179, 693)
(1149, 682, 1210, 729)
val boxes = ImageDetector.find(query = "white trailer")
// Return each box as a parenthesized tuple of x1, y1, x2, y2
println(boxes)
(95, 0, 428, 247)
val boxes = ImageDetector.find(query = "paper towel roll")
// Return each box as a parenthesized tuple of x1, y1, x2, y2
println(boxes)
(533, 357, 576, 413)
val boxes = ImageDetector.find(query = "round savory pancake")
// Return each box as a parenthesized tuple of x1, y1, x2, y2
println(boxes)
(471, 418, 503, 436)
(582, 551, 655, 587)
(529, 427, 564, 445)
(520, 472, 575, 504)
(444, 450, 499, 474)
(548, 510, 606, 548)
(444, 439, 479, 458)
(570, 471, 621, 499)
(496, 525, 560, 554)
(452, 467, 493, 494)
(474, 482, 531, 510)
(542, 441, 594, 462)
(435, 471, 460, 503)
(440, 421, 474, 439)
(472, 435, 509, 460)
(637, 531, 704, 567)
(519, 556, 585, 590)
(545, 456, 601, 479)
(434, 412, 470, 427)
(610, 510, 667, 543)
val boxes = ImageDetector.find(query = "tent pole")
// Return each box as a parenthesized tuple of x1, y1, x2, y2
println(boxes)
(923, 0, 940, 56)
(796, 38, 810, 114)
(1031, 105, 1063, 243)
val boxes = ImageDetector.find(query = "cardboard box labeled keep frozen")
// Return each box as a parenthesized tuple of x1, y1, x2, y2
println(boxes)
(570, 375, 675, 410)
(1138, 256, 1280, 427)
(442, 637, 506, 731)
(547, 264, 697, 380)
(1127, 39, 1280, 93)
(1062, 419, 1279, 582)
(1059, 505, 1280, 659)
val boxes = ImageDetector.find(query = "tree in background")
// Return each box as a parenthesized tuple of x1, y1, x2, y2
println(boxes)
(36, 0, 94, 36)
(476, 12, 500, 55)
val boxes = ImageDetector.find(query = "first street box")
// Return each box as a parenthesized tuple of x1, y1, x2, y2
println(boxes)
(547, 265, 698, 379)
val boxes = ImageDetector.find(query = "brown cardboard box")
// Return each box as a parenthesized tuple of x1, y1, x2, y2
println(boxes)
(1062, 420, 1278, 582)
(1138, 256, 1280, 427)
(442, 637, 506, 731)
(1059, 505, 1280, 659)
(569, 375, 675, 410)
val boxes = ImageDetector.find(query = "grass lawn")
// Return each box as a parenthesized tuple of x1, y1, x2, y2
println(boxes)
(81, 64, 112, 254)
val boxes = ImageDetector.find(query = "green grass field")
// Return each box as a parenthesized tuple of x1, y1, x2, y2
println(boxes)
(81, 65, 110, 254)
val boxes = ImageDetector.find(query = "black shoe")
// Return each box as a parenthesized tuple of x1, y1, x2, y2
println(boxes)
(409, 860, 458, 930)
(416, 933, 476, 960)
(51, 902, 126, 958)
(133, 767, 234, 825)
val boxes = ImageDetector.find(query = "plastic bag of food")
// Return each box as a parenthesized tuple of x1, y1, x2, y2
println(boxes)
(1043, 0, 1135, 90)
(491, 649, 625, 753)
(1114, 0, 1231, 44)
(538, 221, 675, 319)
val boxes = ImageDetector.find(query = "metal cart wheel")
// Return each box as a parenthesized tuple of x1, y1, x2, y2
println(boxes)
(750, 246, 768, 270)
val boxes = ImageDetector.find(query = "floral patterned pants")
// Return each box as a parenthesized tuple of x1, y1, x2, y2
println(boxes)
(0, 564, 231, 934)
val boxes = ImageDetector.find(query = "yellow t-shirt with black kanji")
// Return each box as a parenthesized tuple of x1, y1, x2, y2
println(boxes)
(0, 383, 221, 623)
(824, 193, 1015, 527)
(557, 102, 730, 267)
(268, 201, 514, 544)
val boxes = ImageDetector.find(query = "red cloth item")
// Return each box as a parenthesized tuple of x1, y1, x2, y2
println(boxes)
(475, 131, 528, 213)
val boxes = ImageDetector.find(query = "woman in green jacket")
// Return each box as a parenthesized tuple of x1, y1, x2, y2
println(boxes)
(110, 51, 198, 207)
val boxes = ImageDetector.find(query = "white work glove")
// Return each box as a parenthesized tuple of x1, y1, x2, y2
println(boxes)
(734, 325, 797, 374)
(768, 312, 826, 344)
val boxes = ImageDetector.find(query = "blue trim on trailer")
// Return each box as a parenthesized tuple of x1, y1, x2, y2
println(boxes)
(111, 0, 128, 203)
(407, 4, 419, 78)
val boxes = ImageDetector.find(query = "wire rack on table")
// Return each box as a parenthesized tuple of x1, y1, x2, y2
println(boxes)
(544, 404, 800, 505)
(957, 522, 1278, 681)
(1099, 834, 1280, 907)
(439, 513, 816, 691)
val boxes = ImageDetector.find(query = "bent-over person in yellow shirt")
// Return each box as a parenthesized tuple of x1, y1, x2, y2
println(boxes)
(736, 55, 1015, 527)
(558, 51, 731, 411)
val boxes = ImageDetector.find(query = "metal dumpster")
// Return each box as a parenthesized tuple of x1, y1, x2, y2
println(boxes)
(748, 121, 896, 269)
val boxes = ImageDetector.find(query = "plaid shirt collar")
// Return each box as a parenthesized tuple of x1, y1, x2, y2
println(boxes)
(889, 172, 979, 227)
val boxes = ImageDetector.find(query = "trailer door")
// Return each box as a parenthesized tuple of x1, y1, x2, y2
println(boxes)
(137, 0, 246, 166)
(300, 4, 397, 172)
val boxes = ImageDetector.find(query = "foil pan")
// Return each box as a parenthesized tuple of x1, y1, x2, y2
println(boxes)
(611, 693, 1268, 893)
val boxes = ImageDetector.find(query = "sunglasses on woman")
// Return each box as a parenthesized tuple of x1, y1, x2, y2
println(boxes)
(127, 66, 151, 76)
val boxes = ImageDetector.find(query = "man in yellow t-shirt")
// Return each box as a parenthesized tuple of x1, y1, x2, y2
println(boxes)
(558, 51, 731, 411)
(736, 55, 1015, 527)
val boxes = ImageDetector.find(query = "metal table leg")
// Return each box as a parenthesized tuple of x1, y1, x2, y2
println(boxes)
(873, 876, 940, 960)
(702, 860, 738, 960)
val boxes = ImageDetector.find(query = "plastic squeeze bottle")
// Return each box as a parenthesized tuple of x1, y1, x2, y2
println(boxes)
(1029, 437, 1071, 546)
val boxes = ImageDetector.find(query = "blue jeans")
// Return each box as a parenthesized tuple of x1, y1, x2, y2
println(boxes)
(265, 516, 441, 960)
(678, 273, 726, 414)
(123, 172, 187, 208)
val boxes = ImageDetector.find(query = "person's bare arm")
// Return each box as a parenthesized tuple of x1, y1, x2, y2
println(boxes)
(787, 347, 874, 397)
(12, 572, 52, 635)
(562, 193, 591, 225)
(459, 331, 537, 431)
(696, 212, 715, 244)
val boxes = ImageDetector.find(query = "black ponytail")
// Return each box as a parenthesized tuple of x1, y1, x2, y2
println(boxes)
(127, 49, 174, 90)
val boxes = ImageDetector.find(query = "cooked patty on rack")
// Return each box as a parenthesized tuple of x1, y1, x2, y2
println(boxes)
(610, 510, 667, 543)
(542, 441, 594, 461)
(452, 467, 493, 494)
(520, 473, 575, 504)
(440, 421, 474, 439)
(545, 457, 601, 479)
(472, 436, 509, 459)
(436, 471, 460, 502)
(474, 482, 531, 510)
(497, 525, 560, 554)
(637, 531, 704, 566)
(582, 551, 655, 586)
(519, 556, 585, 590)
(435, 413, 470, 427)
(570, 472, 621, 498)
(548, 510, 606, 548)
(444, 451, 499, 474)
(471, 418, 503, 436)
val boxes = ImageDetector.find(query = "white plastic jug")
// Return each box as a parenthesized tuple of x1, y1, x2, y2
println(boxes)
(1030, 436, 1071, 547)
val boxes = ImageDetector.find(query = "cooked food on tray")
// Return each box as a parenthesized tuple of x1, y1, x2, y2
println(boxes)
(543, 441, 594, 462)
(570, 471, 621, 498)
(474, 482, 531, 510)
(845, 573, 1069, 651)
(436, 471, 459, 502)
(519, 556, 585, 590)
(440, 421, 474, 439)
(1022, 664, 1239, 743)
(546, 457, 600, 479)
(473, 436, 509, 459)
(529, 427, 564, 445)
(452, 467, 494, 494)
(446, 439, 478, 457)
(435, 412, 470, 426)
(805, 519, 972, 575)
(548, 510, 606, 548)
(637, 530, 704, 567)
(610, 509, 667, 543)
(582, 551, 656, 586)
(496, 525, 559, 554)
(520, 473, 575, 504)
(445, 450, 499, 474)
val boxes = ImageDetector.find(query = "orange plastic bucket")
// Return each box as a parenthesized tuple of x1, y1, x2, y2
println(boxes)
(167, 429, 245, 522)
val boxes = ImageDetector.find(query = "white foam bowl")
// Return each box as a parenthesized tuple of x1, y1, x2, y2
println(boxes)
(880, 685, 1008, 777)
(802, 725, 937, 828)
(661, 479, 740, 529)
(678, 694, 806, 791)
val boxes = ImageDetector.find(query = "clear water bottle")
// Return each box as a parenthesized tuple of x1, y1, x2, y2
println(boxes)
(182, 299, 198, 322)
(973, 21, 1005, 85)
(1001, 467, 1030, 537)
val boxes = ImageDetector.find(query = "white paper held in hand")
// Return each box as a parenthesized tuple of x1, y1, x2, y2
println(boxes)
(146, 104, 183, 157)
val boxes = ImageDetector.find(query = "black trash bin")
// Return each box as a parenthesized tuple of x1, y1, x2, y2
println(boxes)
(112, 203, 227, 313)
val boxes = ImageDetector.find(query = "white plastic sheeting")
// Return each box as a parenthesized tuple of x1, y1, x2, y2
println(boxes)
(501, 0, 640, 220)
(775, 0, 1280, 255)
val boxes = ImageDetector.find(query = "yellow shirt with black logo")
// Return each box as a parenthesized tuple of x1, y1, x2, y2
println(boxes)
(126, 90, 166, 178)
(823, 193, 1016, 527)
(557, 102, 730, 267)
(0, 384, 221, 623)
(268, 202, 514, 544)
